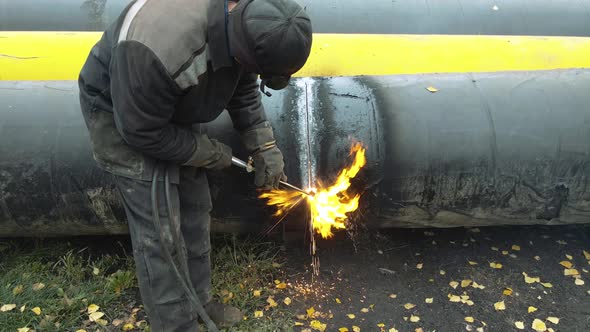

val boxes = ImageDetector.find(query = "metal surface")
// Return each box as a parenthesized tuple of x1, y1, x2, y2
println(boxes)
(1, 0, 590, 36)
(1, 70, 589, 236)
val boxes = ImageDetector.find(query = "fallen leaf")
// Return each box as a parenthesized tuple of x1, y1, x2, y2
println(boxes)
(307, 307, 316, 318)
(556, 240, 567, 245)
(96, 318, 108, 326)
(540, 282, 553, 288)
(491, 246, 499, 251)
(416, 329, 424, 332)
(410, 315, 420, 322)
(31, 307, 41, 315)
(254, 311, 263, 318)
(515, 321, 525, 329)
(266, 296, 278, 308)
(426, 86, 438, 93)
(295, 322, 305, 326)
(565, 254, 573, 260)
(532, 318, 547, 331)
(123, 323, 135, 331)
(339, 328, 349, 332)
(494, 301, 506, 311)
(404, 303, 416, 310)
(439, 270, 446, 275)
(19, 305, 25, 312)
(449, 281, 459, 289)
(89, 311, 105, 322)
(503, 287, 513, 296)
(502, 250, 509, 255)
(377, 323, 385, 328)
(361, 308, 369, 313)
(389, 294, 397, 299)
(560, 261, 573, 269)
(468, 261, 478, 266)
(389, 329, 399, 332)
(425, 298, 433, 303)
(523, 272, 541, 283)
(564, 268, 580, 276)
(76, 330, 88, 332)
(13, 285, 24, 296)
(32, 283, 45, 291)
(297, 314, 307, 320)
(547, 317, 559, 324)
(416, 263, 423, 269)
(347, 314, 356, 319)
(17, 328, 30, 332)
(276, 282, 287, 289)
(534, 256, 541, 261)
(472, 281, 485, 289)
(336, 298, 341, 304)
(449, 295, 461, 302)
(87, 304, 99, 314)
(284, 297, 292, 305)
(574, 278, 584, 286)
(528, 306, 538, 313)
(112, 318, 124, 327)
(512, 245, 521, 251)
(0, 304, 16, 312)
(490, 262, 503, 269)
(461, 279, 472, 288)
(253, 290, 261, 297)
(352, 326, 361, 332)
(310, 320, 326, 331)
(465, 317, 475, 323)
(583, 250, 590, 260)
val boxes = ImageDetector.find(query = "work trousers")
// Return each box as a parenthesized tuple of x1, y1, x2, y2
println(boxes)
(115, 166, 212, 332)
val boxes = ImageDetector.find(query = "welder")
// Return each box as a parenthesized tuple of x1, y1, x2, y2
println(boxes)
(77, 0, 312, 330)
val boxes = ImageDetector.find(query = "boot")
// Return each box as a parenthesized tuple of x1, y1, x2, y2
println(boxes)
(201, 300, 243, 328)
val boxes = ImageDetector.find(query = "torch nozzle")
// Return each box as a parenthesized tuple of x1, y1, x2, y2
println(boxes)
(231, 156, 313, 196)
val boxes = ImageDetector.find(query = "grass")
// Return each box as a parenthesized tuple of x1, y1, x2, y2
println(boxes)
(0, 235, 295, 332)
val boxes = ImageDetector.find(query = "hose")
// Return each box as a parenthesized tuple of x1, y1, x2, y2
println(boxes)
(151, 164, 219, 331)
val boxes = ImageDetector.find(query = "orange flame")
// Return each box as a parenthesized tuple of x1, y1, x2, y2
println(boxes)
(259, 142, 367, 239)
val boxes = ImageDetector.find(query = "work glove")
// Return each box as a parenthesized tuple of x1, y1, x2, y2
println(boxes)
(183, 133, 232, 170)
(241, 123, 287, 190)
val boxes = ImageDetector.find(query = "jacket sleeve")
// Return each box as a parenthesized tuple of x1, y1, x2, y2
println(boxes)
(226, 72, 269, 132)
(110, 40, 196, 163)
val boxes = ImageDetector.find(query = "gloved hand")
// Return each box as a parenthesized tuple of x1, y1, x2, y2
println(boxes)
(241, 123, 287, 189)
(183, 133, 232, 170)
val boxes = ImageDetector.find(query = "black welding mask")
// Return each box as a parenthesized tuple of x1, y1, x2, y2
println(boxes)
(227, 0, 312, 96)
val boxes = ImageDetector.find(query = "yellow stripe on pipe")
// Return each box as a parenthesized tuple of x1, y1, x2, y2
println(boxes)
(2, 32, 590, 80)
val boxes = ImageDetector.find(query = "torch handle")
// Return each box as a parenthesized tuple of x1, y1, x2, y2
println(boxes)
(231, 156, 311, 196)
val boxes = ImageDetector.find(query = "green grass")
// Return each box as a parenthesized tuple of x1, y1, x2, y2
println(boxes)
(0, 235, 294, 332)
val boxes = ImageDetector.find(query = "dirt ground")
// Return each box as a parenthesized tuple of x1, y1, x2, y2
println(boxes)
(277, 224, 590, 332)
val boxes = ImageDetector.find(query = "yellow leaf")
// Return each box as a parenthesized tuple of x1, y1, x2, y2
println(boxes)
(491, 246, 499, 251)
(512, 245, 521, 251)
(410, 315, 420, 322)
(352, 326, 361, 332)
(556, 240, 567, 245)
(310, 320, 326, 331)
(416, 263, 423, 269)
(528, 306, 538, 313)
(17, 328, 30, 332)
(31, 307, 41, 315)
(253, 290, 261, 297)
(296, 314, 307, 320)
(274, 279, 281, 284)
(76, 330, 88, 332)
(502, 287, 513, 296)
(566, 254, 573, 260)
(494, 301, 506, 311)
(502, 250, 509, 255)
(534, 256, 541, 261)
(564, 268, 580, 276)
(361, 308, 369, 313)
(404, 303, 416, 310)
(307, 307, 316, 318)
(19, 305, 25, 312)
(468, 261, 478, 265)
(347, 314, 356, 319)
(547, 317, 559, 324)
(439, 270, 446, 275)
(425, 298, 433, 303)
(389, 329, 399, 332)
(112, 318, 124, 327)
(87, 304, 99, 314)
(465, 317, 475, 323)
(93, 267, 100, 275)
(12, 285, 24, 296)
(283, 297, 292, 305)
(523, 272, 541, 283)
(266, 296, 278, 308)
(32, 283, 45, 291)
(276, 282, 287, 289)
(515, 321, 525, 329)
(490, 262, 503, 269)
(449, 281, 459, 289)
(574, 278, 584, 286)
(416, 329, 424, 332)
(532, 318, 547, 331)
(0, 304, 16, 312)
(426, 86, 438, 92)
(295, 322, 305, 326)
(559, 261, 573, 268)
(339, 328, 349, 332)
(461, 279, 472, 288)
(336, 298, 341, 304)
(389, 294, 397, 299)
(254, 310, 263, 318)
(540, 282, 553, 288)
(96, 319, 108, 326)
(583, 250, 590, 260)
(466, 300, 475, 306)
(449, 295, 461, 302)
(377, 323, 385, 327)
(123, 323, 135, 331)
(89, 311, 104, 322)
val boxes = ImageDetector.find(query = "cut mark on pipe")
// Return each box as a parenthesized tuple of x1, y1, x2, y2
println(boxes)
(0, 53, 41, 60)
(295, 78, 317, 189)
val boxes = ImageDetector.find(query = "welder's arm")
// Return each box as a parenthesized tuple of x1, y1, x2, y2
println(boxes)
(111, 41, 231, 169)
(227, 72, 286, 189)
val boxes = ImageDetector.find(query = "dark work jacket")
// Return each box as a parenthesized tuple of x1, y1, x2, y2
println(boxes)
(78, 0, 268, 182)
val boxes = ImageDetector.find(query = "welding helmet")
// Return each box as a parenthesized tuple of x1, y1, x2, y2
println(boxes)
(227, 0, 313, 96)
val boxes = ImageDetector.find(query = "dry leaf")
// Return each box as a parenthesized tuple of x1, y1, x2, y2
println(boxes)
(19, 305, 25, 312)
(93, 267, 100, 275)
(410, 315, 420, 322)
(449, 295, 461, 302)
(466, 300, 475, 306)
(352, 326, 361, 332)
(123, 323, 135, 331)
(416, 263, 423, 269)
(347, 314, 356, 319)
(426, 86, 438, 93)
(515, 321, 525, 329)
(339, 328, 349, 332)
(276, 282, 287, 289)
(556, 240, 567, 245)
(512, 245, 521, 251)
(528, 306, 538, 313)
(254, 311, 263, 318)
(425, 298, 433, 303)
(307, 307, 316, 318)
(32, 283, 45, 291)
(336, 298, 341, 304)
(565, 254, 573, 260)
(476, 328, 484, 332)
(377, 323, 385, 328)
(461, 279, 472, 287)
(17, 328, 30, 332)
(416, 329, 424, 332)
(295, 322, 305, 326)
(310, 320, 326, 331)
(465, 317, 475, 323)
(31, 307, 41, 315)
(96, 319, 108, 326)
(13, 285, 24, 296)
(0, 304, 17, 312)
(468, 261, 478, 266)
(439, 270, 446, 275)
(494, 301, 506, 311)
(389, 329, 399, 332)
(523, 272, 540, 283)
(472, 281, 485, 289)
(297, 314, 307, 320)
(75, 330, 88, 332)
(574, 278, 584, 286)
(560, 261, 573, 268)
(534, 256, 541, 261)
(87, 304, 99, 314)
(361, 308, 369, 313)
(253, 290, 261, 297)
(112, 318, 124, 327)
(547, 317, 559, 324)
(490, 262, 503, 269)
(389, 294, 397, 299)
(502, 250, 509, 255)
(449, 281, 459, 289)
(89, 311, 105, 322)
(491, 247, 499, 251)
(404, 303, 416, 310)
(564, 268, 580, 276)
(266, 296, 278, 308)
(532, 319, 547, 331)
(284, 297, 292, 305)
(503, 287, 513, 296)
(540, 282, 553, 288)
(583, 250, 590, 260)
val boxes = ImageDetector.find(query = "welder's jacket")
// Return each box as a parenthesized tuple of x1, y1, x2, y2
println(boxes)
(78, 0, 267, 181)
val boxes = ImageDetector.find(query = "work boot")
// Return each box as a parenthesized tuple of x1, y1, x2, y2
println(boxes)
(201, 300, 243, 328)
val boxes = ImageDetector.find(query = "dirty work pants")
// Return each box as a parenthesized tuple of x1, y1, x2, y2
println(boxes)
(115, 166, 212, 332)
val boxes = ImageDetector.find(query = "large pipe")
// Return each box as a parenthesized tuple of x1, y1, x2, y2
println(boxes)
(1, 70, 589, 237)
